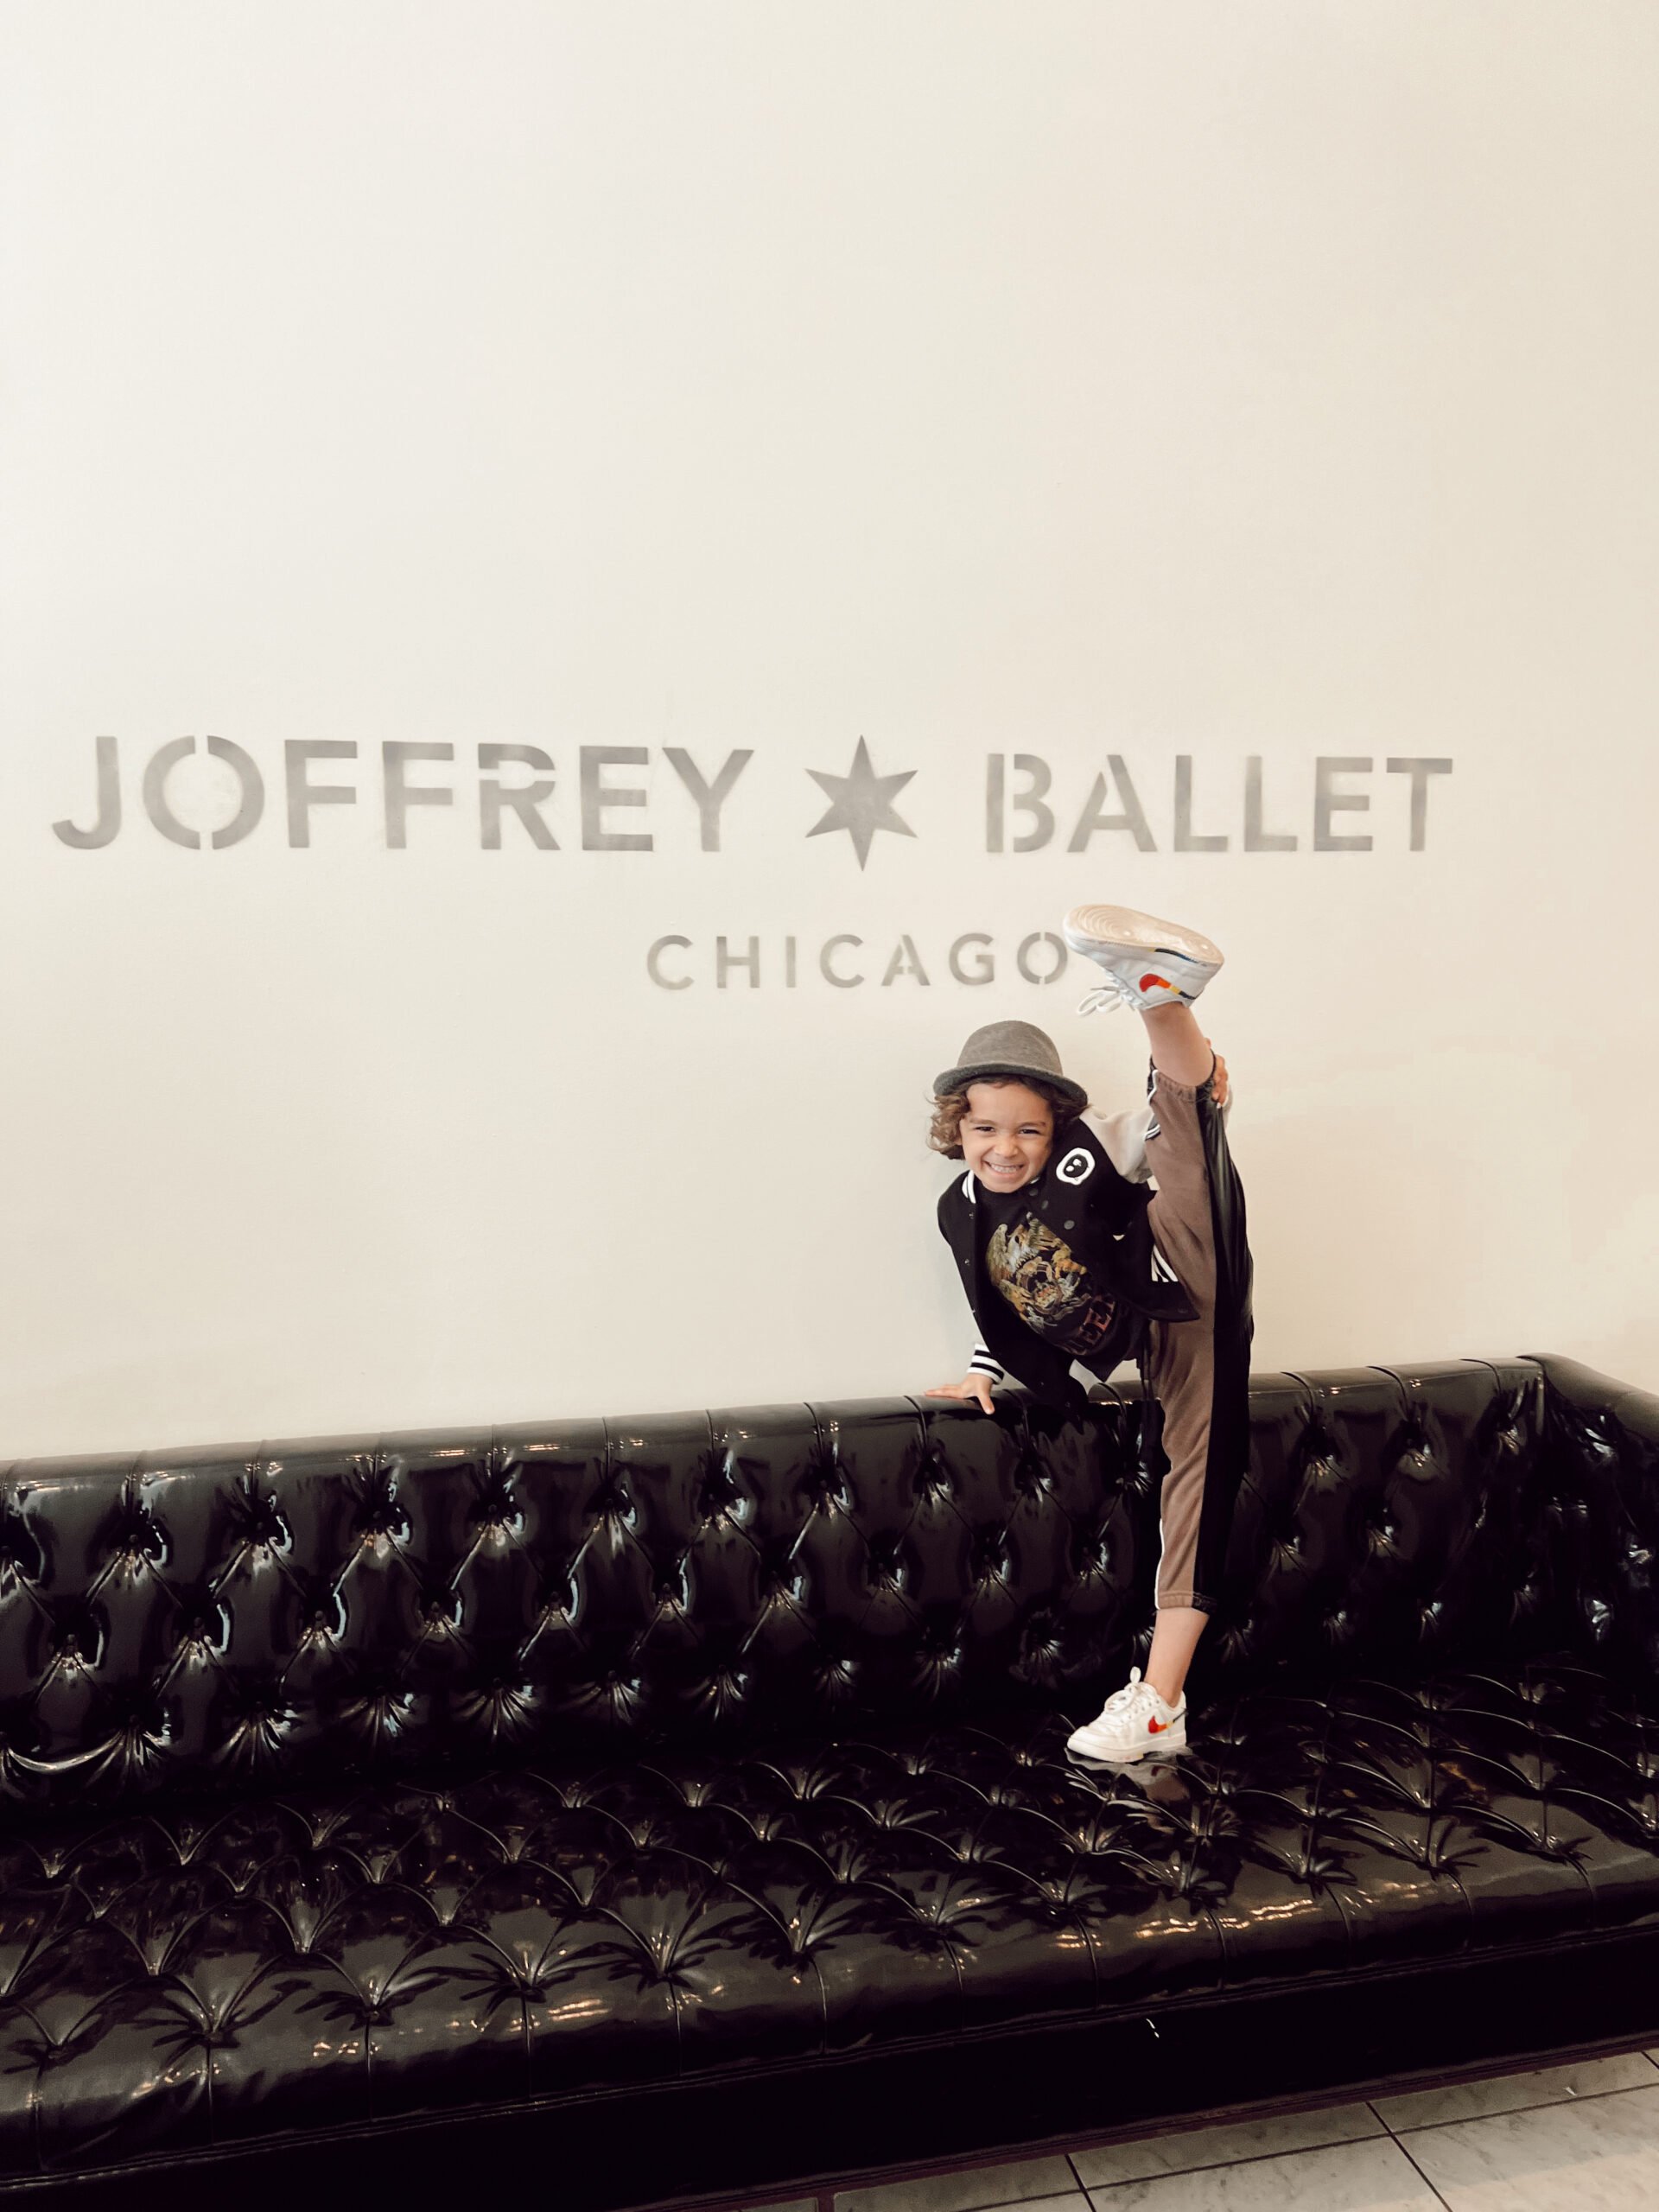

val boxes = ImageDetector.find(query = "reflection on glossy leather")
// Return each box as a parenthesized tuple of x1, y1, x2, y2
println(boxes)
(0, 1355, 1654, 2182)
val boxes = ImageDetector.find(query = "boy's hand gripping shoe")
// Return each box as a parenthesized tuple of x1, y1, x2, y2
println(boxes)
(1062, 903, 1223, 1017)
(1065, 1669, 1187, 1764)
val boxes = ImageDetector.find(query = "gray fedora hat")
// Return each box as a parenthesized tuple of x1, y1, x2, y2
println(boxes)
(933, 1020, 1088, 1109)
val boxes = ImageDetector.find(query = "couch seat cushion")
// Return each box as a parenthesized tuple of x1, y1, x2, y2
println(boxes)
(1, 1658, 1656, 2179)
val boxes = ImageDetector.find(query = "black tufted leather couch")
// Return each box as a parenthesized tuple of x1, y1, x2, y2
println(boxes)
(3, 1354, 1659, 2209)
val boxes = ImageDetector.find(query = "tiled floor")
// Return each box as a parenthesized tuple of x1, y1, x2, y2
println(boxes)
(793, 2048, 1659, 2212)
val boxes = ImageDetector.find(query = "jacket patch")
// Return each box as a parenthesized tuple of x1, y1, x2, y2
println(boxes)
(1054, 1146, 1094, 1186)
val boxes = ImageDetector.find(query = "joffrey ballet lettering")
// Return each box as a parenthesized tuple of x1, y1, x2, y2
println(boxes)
(50, 738, 1453, 856)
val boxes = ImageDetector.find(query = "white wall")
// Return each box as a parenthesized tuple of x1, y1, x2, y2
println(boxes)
(3, 1, 1656, 1455)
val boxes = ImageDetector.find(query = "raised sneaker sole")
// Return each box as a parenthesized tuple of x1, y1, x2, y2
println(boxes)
(1061, 903, 1224, 977)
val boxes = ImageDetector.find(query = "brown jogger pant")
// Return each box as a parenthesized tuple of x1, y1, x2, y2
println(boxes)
(1143, 1067, 1228, 1612)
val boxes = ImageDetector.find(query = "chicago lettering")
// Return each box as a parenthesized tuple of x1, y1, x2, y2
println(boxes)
(646, 931, 1071, 991)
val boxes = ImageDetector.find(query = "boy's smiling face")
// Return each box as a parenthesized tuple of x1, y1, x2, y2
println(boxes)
(961, 1080, 1055, 1194)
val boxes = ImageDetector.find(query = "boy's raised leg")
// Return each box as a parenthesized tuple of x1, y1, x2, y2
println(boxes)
(1141, 1001, 1216, 1091)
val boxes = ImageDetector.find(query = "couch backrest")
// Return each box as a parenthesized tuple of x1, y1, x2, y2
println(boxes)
(0, 1357, 1554, 1809)
(1216, 1359, 1552, 1673)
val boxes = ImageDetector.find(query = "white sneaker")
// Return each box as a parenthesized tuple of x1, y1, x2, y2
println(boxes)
(1065, 1669, 1187, 1762)
(1062, 903, 1223, 1018)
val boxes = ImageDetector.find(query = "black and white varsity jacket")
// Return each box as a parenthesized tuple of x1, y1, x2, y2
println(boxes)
(937, 1092, 1254, 1422)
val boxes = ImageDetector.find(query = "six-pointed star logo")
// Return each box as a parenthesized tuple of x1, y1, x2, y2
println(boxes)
(806, 738, 917, 869)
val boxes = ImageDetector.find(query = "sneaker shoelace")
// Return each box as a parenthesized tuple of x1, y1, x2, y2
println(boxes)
(1097, 1667, 1158, 1719)
(1077, 981, 1132, 1019)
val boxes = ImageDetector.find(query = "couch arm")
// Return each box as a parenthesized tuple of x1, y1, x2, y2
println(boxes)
(1528, 1352, 1659, 1680)
(1528, 1353, 1659, 1443)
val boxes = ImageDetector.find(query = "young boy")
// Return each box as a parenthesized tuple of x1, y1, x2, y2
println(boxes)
(925, 902, 1253, 1763)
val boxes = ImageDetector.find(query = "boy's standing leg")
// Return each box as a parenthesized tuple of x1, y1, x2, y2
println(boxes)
(1138, 1003, 1226, 1707)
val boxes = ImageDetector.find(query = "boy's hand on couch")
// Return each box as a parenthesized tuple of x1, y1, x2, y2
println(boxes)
(927, 1376, 996, 1415)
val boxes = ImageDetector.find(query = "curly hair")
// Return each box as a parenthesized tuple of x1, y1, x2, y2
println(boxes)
(927, 1073, 1083, 1160)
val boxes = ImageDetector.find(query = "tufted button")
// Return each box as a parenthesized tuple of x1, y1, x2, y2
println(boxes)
(1011, 1452, 1049, 1499)
(340, 1686, 417, 1747)
(803, 1457, 850, 1515)
(1073, 1529, 1112, 1580)
(867, 1534, 909, 1593)
(593, 1471, 638, 1529)
(538, 1565, 576, 1622)
(811, 1654, 858, 1699)
(696, 1452, 745, 1526)
(174, 1599, 231, 1657)
(653, 1561, 691, 1607)
(46, 1602, 107, 1673)
(458, 1677, 541, 1741)
(111, 1503, 168, 1573)
(232, 1486, 293, 1555)
(469, 1461, 524, 1540)
(912, 1452, 954, 1503)
(302, 1589, 347, 1644)
(970, 1527, 1010, 1586)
